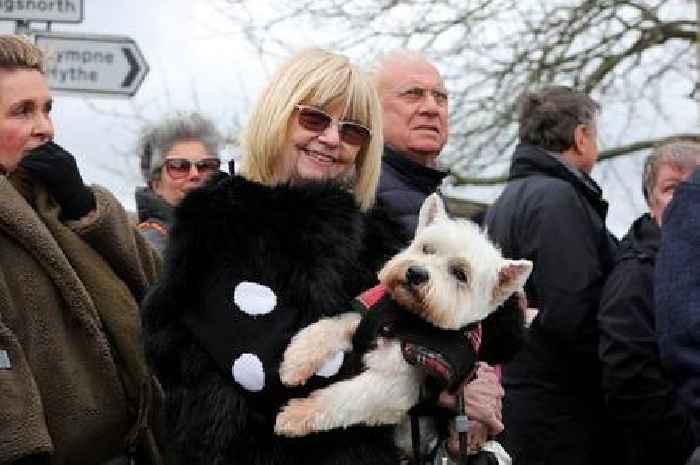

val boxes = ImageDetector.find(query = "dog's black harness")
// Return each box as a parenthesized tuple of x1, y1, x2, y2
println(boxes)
(351, 286, 479, 391)
(350, 285, 480, 464)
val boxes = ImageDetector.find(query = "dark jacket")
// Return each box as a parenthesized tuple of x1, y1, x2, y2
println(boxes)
(656, 168, 700, 441)
(135, 187, 173, 255)
(377, 147, 448, 242)
(485, 143, 619, 465)
(142, 175, 404, 465)
(599, 213, 695, 465)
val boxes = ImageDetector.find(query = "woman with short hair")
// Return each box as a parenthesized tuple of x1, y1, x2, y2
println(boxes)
(0, 34, 163, 465)
(136, 112, 223, 253)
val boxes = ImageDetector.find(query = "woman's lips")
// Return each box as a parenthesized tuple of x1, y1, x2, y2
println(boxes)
(303, 148, 337, 165)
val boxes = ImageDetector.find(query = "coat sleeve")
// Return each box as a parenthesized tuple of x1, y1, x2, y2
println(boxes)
(521, 183, 607, 355)
(0, 271, 53, 463)
(655, 170, 700, 439)
(599, 259, 695, 465)
(69, 186, 161, 301)
(140, 185, 253, 464)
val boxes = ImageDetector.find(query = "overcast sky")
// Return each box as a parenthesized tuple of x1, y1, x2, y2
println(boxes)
(0, 0, 696, 237)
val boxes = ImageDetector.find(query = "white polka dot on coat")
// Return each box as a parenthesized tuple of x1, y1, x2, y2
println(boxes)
(234, 282, 277, 316)
(232, 353, 265, 392)
(315, 350, 345, 378)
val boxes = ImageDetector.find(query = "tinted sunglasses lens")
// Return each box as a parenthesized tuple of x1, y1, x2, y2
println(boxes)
(196, 158, 221, 174)
(298, 108, 331, 132)
(340, 123, 370, 146)
(165, 159, 191, 178)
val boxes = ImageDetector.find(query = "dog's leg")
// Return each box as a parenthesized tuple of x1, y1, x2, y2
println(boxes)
(279, 312, 361, 386)
(275, 342, 421, 436)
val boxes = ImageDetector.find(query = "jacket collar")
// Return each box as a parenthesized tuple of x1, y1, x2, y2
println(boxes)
(509, 143, 609, 218)
(617, 213, 660, 262)
(383, 146, 448, 194)
(135, 187, 174, 225)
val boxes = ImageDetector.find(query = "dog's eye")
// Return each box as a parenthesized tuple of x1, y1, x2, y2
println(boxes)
(422, 244, 435, 255)
(451, 266, 468, 283)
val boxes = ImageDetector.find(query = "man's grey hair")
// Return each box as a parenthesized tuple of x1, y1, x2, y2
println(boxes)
(642, 141, 700, 204)
(369, 49, 442, 91)
(138, 112, 222, 183)
(518, 85, 600, 153)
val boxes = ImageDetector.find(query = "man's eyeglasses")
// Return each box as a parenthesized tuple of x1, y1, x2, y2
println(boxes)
(164, 157, 221, 179)
(295, 105, 371, 147)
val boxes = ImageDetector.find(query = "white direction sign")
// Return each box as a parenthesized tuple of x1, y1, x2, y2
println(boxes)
(0, 0, 83, 23)
(35, 32, 149, 97)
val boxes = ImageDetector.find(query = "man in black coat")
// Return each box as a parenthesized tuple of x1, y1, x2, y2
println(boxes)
(485, 85, 619, 465)
(373, 50, 450, 242)
(373, 51, 516, 464)
(598, 142, 700, 465)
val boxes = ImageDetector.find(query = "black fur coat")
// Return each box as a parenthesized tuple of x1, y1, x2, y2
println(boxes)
(142, 175, 405, 465)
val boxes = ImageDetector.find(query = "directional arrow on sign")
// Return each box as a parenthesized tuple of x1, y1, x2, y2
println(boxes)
(34, 32, 149, 97)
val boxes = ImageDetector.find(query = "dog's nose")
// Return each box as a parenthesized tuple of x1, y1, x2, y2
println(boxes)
(406, 266, 429, 286)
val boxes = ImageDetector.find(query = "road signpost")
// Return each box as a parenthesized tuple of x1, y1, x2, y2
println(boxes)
(34, 32, 149, 97)
(0, 0, 84, 23)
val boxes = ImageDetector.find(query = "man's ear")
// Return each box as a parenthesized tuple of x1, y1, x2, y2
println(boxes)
(573, 124, 590, 155)
(491, 259, 533, 307)
(417, 193, 448, 233)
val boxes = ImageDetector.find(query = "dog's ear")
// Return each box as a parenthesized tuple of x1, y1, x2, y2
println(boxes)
(417, 193, 448, 233)
(491, 259, 533, 307)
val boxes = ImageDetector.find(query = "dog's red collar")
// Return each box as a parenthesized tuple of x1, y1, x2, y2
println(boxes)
(354, 284, 387, 310)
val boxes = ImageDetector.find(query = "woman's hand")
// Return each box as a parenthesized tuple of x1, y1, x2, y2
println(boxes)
(20, 142, 95, 220)
(439, 362, 504, 458)
(445, 418, 490, 457)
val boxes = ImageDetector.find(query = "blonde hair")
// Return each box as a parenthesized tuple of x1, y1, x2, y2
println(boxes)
(0, 35, 44, 72)
(240, 48, 383, 211)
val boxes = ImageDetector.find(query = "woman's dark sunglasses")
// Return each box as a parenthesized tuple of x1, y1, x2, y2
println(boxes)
(295, 105, 371, 146)
(164, 157, 221, 179)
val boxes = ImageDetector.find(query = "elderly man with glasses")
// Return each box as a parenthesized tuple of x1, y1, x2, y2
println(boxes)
(372, 51, 515, 465)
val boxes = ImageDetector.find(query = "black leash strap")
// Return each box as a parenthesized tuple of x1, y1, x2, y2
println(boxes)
(456, 393, 470, 463)
(411, 411, 422, 464)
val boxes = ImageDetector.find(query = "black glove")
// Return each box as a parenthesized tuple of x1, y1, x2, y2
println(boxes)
(20, 142, 96, 220)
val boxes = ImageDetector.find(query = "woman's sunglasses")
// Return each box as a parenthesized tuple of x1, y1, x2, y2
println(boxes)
(295, 105, 371, 147)
(164, 157, 221, 179)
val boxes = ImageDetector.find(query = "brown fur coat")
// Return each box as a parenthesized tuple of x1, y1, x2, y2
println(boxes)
(0, 174, 161, 465)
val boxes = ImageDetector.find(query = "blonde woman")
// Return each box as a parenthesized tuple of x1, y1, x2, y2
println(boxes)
(142, 49, 403, 465)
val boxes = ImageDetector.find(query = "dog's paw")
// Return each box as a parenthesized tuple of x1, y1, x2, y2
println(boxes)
(274, 398, 319, 436)
(279, 358, 319, 386)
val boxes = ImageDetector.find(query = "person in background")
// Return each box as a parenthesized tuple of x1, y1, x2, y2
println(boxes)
(485, 85, 619, 465)
(142, 48, 405, 465)
(136, 112, 222, 253)
(372, 50, 511, 464)
(0, 35, 163, 465)
(598, 141, 700, 465)
(372, 50, 449, 241)
(655, 150, 700, 445)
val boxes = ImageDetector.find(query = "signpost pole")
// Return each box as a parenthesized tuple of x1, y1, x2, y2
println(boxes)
(14, 20, 30, 35)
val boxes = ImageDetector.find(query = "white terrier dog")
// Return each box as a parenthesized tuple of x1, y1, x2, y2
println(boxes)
(274, 194, 532, 443)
